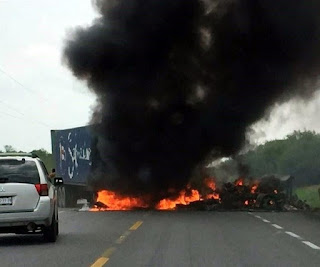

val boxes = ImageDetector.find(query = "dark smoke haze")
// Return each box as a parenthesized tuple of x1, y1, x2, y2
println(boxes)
(64, 0, 320, 204)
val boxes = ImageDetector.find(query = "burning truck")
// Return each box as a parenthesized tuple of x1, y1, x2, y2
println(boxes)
(51, 126, 295, 211)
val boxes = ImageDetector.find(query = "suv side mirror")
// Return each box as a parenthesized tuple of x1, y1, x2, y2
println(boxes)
(53, 177, 63, 186)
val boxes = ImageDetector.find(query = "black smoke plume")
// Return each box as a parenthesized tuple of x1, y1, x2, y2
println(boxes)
(64, 0, 320, 204)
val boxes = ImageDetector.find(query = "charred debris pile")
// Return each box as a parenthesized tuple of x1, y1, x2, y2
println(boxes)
(176, 175, 298, 211)
(90, 175, 306, 211)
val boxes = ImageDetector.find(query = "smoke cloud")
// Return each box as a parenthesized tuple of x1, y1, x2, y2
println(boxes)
(63, 0, 320, 203)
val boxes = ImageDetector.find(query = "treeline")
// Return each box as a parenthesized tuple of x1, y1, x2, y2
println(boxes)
(0, 146, 54, 172)
(2, 131, 320, 188)
(211, 131, 320, 187)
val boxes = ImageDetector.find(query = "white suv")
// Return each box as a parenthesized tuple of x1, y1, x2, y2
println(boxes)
(0, 153, 63, 242)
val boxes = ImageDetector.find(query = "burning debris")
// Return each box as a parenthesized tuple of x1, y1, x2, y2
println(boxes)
(91, 190, 149, 211)
(91, 175, 294, 211)
(64, 0, 320, 204)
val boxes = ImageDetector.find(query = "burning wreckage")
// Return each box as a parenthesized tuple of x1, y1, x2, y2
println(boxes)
(62, 0, 320, 212)
(91, 175, 297, 211)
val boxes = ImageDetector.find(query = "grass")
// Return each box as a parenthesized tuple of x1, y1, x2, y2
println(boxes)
(295, 185, 320, 209)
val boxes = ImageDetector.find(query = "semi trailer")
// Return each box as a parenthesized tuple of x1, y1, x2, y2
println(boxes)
(51, 126, 95, 207)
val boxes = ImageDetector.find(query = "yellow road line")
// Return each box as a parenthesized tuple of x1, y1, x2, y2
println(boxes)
(90, 221, 143, 266)
(129, 220, 143, 230)
(90, 257, 109, 267)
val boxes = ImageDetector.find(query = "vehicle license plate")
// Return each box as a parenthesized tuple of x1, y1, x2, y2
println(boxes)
(0, 197, 12, 205)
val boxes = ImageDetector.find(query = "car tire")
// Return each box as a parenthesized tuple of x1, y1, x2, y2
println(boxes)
(43, 213, 58, 242)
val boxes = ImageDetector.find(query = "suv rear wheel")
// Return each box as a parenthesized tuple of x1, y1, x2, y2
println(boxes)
(43, 213, 58, 242)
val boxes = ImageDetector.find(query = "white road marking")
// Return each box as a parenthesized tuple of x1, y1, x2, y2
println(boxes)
(272, 224, 283, 229)
(252, 216, 320, 252)
(302, 241, 320, 250)
(285, 231, 302, 239)
(59, 211, 65, 214)
(247, 212, 252, 215)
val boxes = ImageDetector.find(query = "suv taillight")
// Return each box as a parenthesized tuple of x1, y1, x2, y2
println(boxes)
(35, 184, 48, 196)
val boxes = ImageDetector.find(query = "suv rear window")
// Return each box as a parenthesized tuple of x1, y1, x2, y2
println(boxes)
(0, 159, 40, 184)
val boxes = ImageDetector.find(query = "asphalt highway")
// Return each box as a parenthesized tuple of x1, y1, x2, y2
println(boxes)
(1, 210, 320, 267)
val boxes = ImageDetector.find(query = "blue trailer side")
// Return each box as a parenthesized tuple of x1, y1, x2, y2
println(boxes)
(51, 126, 95, 207)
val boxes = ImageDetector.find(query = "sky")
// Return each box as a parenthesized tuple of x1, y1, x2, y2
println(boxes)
(0, 0, 97, 152)
(250, 91, 320, 145)
(0, 0, 320, 153)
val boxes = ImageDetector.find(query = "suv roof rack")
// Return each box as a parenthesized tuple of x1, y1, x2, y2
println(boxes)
(0, 153, 39, 158)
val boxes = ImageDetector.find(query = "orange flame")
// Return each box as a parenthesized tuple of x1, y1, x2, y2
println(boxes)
(91, 190, 149, 211)
(156, 189, 200, 210)
(251, 184, 258, 194)
(206, 193, 220, 200)
(235, 179, 243, 186)
(91, 188, 203, 211)
(204, 177, 220, 200)
(204, 177, 216, 191)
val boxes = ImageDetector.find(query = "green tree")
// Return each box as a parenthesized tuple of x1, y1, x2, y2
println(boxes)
(4, 145, 16, 153)
(32, 149, 54, 172)
(242, 131, 320, 187)
(0, 146, 54, 172)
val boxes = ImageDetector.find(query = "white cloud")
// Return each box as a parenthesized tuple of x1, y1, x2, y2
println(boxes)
(249, 91, 320, 145)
